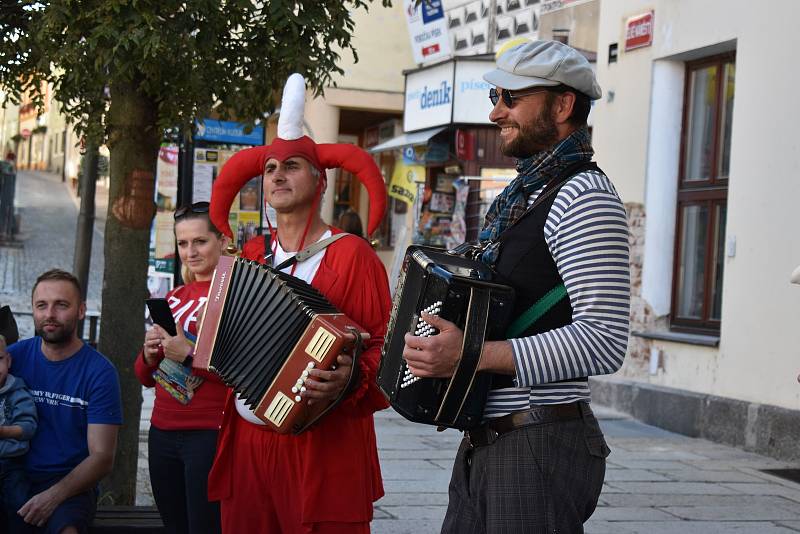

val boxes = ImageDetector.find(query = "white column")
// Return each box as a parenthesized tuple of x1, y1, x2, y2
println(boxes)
(642, 60, 685, 316)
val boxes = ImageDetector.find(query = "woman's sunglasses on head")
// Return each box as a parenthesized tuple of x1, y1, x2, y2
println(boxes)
(174, 201, 210, 220)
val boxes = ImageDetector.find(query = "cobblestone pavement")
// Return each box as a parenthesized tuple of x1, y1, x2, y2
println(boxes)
(134, 392, 800, 533)
(7, 167, 800, 532)
(0, 169, 106, 337)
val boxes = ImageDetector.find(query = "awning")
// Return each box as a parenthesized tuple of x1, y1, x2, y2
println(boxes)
(369, 126, 448, 153)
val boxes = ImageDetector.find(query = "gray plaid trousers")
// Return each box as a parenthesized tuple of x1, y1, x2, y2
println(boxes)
(441, 409, 609, 534)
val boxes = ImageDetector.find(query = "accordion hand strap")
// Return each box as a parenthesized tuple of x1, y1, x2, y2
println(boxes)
(294, 327, 365, 434)
(273, 233, 349, 271)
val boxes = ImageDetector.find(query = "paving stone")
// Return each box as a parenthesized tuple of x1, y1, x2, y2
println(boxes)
(722, 483, 800, 503)
(376, 505, 447, 521)
(588, 521, 799, 533)
(661, 504, 800, 521)
(599, 494, 800, 509)
(371, 519, 442, 534)
(375, 493, 449, 507)
(604, 469, 672, 482)
(654, 469, 768, 483)
(607, 460, 692, 470)
(590, 507, 677, 521)
(605, 482, 740, 495)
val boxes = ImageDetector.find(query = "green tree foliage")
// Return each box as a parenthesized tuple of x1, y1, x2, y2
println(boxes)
(0, 0, 388, 505)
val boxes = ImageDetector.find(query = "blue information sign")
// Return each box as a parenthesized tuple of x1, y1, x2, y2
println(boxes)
(195, 119, 264, 146)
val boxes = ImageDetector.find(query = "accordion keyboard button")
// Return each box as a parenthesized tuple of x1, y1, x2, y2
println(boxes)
(292, 387, 298, 393)
(295, 396, 302, 402)
(307, 362, 315, 369)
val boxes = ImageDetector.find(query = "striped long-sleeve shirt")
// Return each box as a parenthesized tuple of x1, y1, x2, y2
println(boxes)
(483, 169, 630, 418)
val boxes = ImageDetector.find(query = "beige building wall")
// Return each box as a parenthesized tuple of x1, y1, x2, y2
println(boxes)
(538, 0, 600, 52)
(593, 0, 800, 410)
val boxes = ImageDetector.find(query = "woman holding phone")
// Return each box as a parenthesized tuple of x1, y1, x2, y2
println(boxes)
(134, 202, 229, 534)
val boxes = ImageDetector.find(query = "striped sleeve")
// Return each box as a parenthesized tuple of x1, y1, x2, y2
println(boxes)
(510, 172, 630, 387)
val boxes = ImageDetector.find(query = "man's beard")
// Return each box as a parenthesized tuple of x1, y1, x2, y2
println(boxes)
(35, 319, 77, 345)
(500, 97, 560, 158)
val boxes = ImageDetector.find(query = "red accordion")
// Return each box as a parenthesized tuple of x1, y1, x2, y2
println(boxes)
(193, 255, 367, 434)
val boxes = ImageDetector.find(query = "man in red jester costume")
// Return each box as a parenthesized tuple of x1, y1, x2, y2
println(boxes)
(206, 74, 392, 534)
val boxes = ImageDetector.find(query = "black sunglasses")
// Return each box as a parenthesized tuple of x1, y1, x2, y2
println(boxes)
(174, 201, 210, 220)
(489, 87, 549, 108)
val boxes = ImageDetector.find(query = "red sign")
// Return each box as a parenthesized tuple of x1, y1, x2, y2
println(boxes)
(422, 44, 440, 57)
(625, 11, 654, 52)
(455, 129, 474, 161)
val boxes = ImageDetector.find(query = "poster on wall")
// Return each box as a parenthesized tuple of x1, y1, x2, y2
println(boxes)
(389, 162, 425, 205)
(150, 144, 179, 275)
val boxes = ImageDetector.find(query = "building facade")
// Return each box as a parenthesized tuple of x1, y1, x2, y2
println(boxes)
(590, 0, 800, 460)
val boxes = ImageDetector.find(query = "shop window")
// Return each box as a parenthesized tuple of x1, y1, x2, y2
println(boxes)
(672, 53, 735, 332)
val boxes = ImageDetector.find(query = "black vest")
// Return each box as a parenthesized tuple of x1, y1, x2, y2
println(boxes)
(491, 161, 600, 387)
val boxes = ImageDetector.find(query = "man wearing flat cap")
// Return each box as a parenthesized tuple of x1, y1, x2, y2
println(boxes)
(404, 39, 630, 533)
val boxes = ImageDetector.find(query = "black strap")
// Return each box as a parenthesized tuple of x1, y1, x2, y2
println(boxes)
(264, 232, 348, 270)
(263, 232, 274, 265)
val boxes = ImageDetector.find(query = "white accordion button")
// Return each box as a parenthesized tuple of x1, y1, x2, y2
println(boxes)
(295, 395, 302, 402)
(291, 387, 298, 393)
(301, 370, 309, 378)
(300, 386, 307, 392)
(307, 362, 315, 369)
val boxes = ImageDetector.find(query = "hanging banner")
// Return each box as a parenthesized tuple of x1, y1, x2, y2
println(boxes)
(403, 0, 451, 64)
(389, 162, 425, 205)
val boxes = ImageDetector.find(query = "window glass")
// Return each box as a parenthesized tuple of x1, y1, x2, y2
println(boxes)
(709, 203, 727, 320)
(683, 65, 718, 182)
(718, 62, 735, 179)
(676, 204, 709, 319)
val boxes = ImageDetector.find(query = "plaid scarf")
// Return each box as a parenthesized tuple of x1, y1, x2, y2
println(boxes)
(479, 126, 594, 266)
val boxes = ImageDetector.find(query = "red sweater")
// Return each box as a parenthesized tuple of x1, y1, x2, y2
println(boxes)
(135, 280, 228, 430)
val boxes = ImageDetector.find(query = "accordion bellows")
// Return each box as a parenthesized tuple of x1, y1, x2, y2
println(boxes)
(194, 255, 368, 433)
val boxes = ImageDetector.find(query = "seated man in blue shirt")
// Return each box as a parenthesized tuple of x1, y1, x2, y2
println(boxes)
(8, 269, 122, 534)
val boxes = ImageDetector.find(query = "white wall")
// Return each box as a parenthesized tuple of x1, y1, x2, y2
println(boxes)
(594, 0, 800, 410)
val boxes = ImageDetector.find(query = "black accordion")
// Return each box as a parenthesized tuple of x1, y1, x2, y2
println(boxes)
(378, 246, 514, 430)
(193, 255, 367, 434)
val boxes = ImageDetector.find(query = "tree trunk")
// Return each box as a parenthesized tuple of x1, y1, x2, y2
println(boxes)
(98, 81, 160, 505)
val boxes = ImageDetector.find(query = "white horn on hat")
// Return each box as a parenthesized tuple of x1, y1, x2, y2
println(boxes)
(277, 73, 306, 141)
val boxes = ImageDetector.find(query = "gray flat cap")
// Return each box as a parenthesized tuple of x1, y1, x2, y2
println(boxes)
(483, 39, 602, 100)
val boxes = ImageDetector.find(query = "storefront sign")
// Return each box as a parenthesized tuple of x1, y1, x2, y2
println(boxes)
(452, 60, 493, 125)
(404, 0, 451, 64)
(404, 58, 494, 132)
(625, 11, 654, 52)
(404, 62, 455, 132)
(195, 119, 264, 146)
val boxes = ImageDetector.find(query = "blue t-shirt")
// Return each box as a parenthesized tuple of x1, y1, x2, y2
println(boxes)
(7, 337, 122, 476)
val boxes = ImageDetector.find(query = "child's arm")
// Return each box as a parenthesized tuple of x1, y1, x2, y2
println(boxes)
(6, 388, 37, 441)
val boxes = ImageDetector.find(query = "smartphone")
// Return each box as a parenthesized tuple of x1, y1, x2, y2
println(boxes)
(146, 298, 177, 337)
